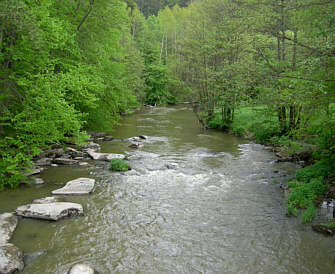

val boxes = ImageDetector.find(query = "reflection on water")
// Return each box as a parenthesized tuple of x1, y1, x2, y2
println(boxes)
(1, 106, 334, 273)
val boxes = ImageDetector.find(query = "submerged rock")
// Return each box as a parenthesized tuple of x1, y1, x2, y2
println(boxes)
(33, 178, 45, 185)
(32, 197, 59, 204)
(24, 250, 47, 266)
(16, 202, 83, 221)
(52, 178, 95, 195)
(86, 149, 125, 161)
(312, 224, 335, 236)
(0, 213, 18, 245)
(53, 158, 79, 165)
(0, 243, 24, 274)
(103, 135, 114, 141)
(68, 263, 96, 274)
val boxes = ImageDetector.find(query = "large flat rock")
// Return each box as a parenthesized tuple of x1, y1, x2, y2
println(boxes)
(52, 178, 95, 195)
(0, 243, 24, 274)
(86, 149, 125, 161)
(16, 202, 83, 221)
(0, 213, 18, 245)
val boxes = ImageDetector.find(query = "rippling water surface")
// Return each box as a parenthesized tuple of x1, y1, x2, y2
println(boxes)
(1, 106, 335, 273)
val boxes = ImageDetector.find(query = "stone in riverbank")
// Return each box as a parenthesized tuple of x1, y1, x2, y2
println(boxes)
(16, 202, 83, 221)
(86, 149, 125, 161)
(0, 243, 24, 274)
(24, 168, 43, 177)
(68, 263, 96, 274)
(0, 213, 18, 245)
(82, 142, 101, 151)
(52, 178, 95, 195)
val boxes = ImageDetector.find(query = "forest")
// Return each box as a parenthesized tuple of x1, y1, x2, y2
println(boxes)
(0, 0, 334, 222)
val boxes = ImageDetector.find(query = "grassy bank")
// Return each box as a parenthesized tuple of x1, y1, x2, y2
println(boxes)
(208, 105, 335, 222)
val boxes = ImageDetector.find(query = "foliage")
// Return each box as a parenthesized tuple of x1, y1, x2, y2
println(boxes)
(0, 0, 144, 188)
(295, 161, 332, 183)
(110, 159, 131, 172)
(286, 178, 327, 222)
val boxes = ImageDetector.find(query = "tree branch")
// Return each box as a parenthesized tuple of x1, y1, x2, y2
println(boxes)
(74, 0, 81, 17)
(77, 0, 94, 31)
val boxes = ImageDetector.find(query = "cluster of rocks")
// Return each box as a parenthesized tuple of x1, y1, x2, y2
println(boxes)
(1, 132, 148, 273)
(0, 177, 96, 273)
(0, 213, 24, 274)
(87, 132, 114, 142)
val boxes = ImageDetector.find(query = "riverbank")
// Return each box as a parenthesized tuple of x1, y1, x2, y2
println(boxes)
(208, 106, 335, 228)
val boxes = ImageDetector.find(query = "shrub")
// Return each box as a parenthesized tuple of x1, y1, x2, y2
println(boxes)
(110, 159, 130, 172)
(286, 177, 327, 222)
(295, 161, 332, 183)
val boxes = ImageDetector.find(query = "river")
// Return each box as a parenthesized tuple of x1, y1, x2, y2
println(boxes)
(1, 106, 334, 273)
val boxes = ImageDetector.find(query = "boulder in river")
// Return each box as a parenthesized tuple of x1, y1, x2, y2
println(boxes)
(0, 213, 18, 245)
(0, 243, 24, 274)
(68, 263, 96, 274)
(52, 178, 95, 195)
(52, 158, 79, 165)
(86, 149, 125, 161)
(129, 142, 143, 149)
(16, 202, 83, 221)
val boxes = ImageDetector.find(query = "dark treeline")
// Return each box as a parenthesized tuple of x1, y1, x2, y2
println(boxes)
(135, 0, 190, 16)
(1, 0, 334, 222)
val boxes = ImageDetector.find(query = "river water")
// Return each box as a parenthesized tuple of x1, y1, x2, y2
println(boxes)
(1, 106, 335, 273)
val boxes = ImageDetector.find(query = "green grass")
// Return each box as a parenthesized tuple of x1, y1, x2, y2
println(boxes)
(286, 177, 326, 222)
(209, 106, 280, 142)
(110, 159, 131, 172)
(285, 160, 333, 222)
(295, 160, 332, 183)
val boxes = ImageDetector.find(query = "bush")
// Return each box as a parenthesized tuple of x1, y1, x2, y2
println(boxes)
(110, 159, 130, 172)
(295, 161, 332, 183)
(286, 177, 327, 222)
